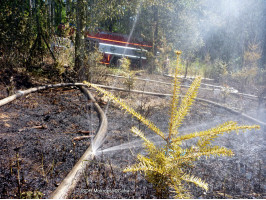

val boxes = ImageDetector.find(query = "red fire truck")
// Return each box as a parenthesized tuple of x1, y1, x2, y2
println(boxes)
(86, 31, 152, 67)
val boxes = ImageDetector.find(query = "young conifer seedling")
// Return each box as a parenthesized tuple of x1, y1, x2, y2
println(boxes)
(84, 51, 260, 198)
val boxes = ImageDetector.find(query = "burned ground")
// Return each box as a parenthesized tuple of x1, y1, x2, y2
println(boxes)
(0, 73, 265, 198)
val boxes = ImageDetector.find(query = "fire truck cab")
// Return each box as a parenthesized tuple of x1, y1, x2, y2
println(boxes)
(86, 31, 152, 67)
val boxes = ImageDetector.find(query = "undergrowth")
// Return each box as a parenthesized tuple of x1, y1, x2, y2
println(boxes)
(84, 51, 260, 198)
(119, 57, 136, 92)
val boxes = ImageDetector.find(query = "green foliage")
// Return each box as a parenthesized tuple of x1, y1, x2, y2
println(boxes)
(231, 67, 258, 91)
(0, 1, 34, 68)
(156, 36, 172, 74)
(85, 0, 138, 33)
(84, 51, 260, 198)
(83, 49, 109, 83)
(207, 59, 228, 82)
(119, 57, 136, 91)
(243, 41, 262, 68)
(174, 56, 228, 81)
(1, 0, 265, 77)
(145, 51, 157, 74)
(232, 41, 263, 87)
(228, 41, 262, 89)
(53, 37, 75, 75)
(21, 191, 43, 199)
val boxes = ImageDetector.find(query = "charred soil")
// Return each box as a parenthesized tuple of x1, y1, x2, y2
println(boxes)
(0, 72, 265, 199)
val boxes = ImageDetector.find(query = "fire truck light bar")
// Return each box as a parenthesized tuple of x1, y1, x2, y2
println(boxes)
(87, 35, 152, 48)
(104, 52, 147, 59)
(99, 43, 148, 51)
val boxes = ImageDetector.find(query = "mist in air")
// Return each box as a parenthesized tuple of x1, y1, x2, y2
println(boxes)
(162, 0, 266, 68)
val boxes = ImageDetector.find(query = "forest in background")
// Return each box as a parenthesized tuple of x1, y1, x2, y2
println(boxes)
(1, 0, 266, 86)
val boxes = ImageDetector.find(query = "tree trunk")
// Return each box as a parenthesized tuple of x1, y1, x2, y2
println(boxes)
(51, 0, 55, 27)
(66, 0, 71, 20)
(47, 0, 52, 34)
(58, 2, 62, 24)
(153, 5, 159, 56)
(75, 0, 86, 80)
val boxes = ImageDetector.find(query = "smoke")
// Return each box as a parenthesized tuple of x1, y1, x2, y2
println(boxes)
(172, 0, 265, 64)
(202, 0, 262, 37)
(204, 0, 264, 60)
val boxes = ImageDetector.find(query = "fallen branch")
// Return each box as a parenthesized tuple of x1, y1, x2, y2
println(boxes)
(72, 135, 94, 141)
(78, 130, 94, 135)
(18, 125, 47, 132)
